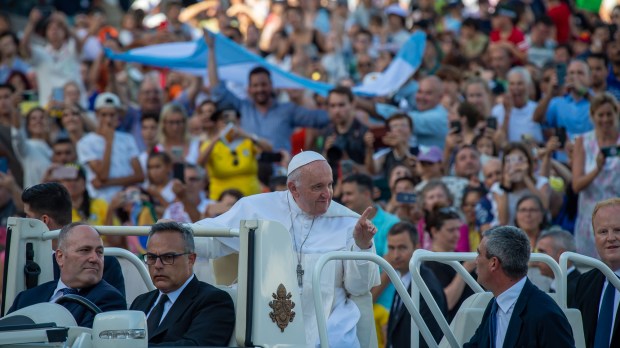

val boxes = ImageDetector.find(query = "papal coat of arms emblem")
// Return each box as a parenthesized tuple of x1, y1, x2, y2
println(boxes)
(269, 283, 296, 332)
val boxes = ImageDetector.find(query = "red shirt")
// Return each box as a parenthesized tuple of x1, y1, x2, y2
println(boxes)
(490, 27, 529, 52)
(547, 3, 571, 44)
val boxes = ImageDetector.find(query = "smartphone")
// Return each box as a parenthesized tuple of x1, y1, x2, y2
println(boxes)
(396, 192, 417, 204)
(52, 87, 64, 102)
(170, 146, 184, 161)
(0, 157, 7, 174)
(371, 126, 387, 149)
(556, 63, 567, 87)
(486, 117, 498, 130)
(173, 162, 185, 183)
(450, 120, 462, 134)
(601, 145, 620, 157)
(125, 190, 141, 204)
(259, 152, 283, 163)
(556, 127, 567, 148)
(220, 123, 235, 143)
(51, 166, 79, 180)
(339, 159, 355, 178)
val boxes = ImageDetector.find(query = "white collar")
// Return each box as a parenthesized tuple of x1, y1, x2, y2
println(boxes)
(496, 276, 527, 313)
(156, 274, 195, 305)
(53, 279, 75, 294)
(285, 190, 359, 219)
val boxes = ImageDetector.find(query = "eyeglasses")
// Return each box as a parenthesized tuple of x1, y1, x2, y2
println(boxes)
(517, 208, 541, 214)
(143, 252, 190, 265)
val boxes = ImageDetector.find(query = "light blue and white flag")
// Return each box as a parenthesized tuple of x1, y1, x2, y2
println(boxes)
(352, 31, 426, 97)
(105, 33, 333, 95)
(105, 31, 426, 97)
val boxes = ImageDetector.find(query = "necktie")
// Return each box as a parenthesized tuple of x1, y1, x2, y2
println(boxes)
(489, 299, 498, 348)
(593, 282, 617, 348)
(147, 294, 169, 337)
(60, 288, 78, 296)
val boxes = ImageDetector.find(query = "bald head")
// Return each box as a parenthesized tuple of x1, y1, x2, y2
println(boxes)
(416, 76, 444, 111)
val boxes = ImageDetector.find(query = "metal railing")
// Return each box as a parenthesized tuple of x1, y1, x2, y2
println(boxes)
(313, 252, 439, 348)
(42, 224, 239, 240)
(558, 251, 620, 308)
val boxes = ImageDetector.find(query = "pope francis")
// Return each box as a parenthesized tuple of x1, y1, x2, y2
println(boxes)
(197, 151, 380, 347)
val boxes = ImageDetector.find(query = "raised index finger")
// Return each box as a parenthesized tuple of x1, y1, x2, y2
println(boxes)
(360, 206, 375, 221)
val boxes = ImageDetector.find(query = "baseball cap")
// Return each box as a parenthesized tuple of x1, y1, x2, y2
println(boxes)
(418, 146, 443, 163)
(94, 92, 121, 110)
(385, 4, 407, 18)
(494, 4, 517, 19)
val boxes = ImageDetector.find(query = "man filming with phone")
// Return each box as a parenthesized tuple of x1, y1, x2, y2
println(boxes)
(533, 60, 594, 139)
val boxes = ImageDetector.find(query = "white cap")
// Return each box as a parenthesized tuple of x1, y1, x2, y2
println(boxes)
(287, 151, 326, 176)
(94, 92, 121, 110)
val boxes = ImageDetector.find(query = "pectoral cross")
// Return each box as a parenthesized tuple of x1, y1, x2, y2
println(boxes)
(296, 263, 304, 288)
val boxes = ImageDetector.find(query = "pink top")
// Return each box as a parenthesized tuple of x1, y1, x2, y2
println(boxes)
(417, 219, 471, 252)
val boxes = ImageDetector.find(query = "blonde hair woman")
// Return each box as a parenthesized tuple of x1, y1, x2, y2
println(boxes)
(157, 102, 200, 164)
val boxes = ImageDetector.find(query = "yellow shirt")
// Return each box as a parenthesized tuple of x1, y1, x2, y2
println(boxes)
(468, 226, 481, 252)
(201, 138, 261, 200)
(72, 198, 108, 225)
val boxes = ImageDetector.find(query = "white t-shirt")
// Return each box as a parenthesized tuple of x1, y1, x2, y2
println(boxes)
(492, 100, 543, 144)
(77, 131, 141, 202)
(30, 40, 87, 107)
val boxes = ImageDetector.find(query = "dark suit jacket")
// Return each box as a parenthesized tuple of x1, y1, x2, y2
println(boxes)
(386, 265, 448, 348)
(464, 278, 575, 348)
(570, 269, 620, 348)
(53, 255, 126, 296)
(566, 268, 581, 304)
(130, 276, 235, 346)
(7, 279, 126, 328)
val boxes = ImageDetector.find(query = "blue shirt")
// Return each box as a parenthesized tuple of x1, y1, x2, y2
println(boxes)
(372, 206, 401, 258)
(376, 103, 449, 149)
(545, 94, 593, 137)
(213, 84, 329, 152)
(606, 68, 620, 101)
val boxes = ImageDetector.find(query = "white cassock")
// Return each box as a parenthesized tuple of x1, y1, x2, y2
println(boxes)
(196, 190, 380, 347)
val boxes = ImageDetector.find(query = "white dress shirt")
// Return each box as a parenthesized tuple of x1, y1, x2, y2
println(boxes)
(147, 274, 195, 325)
(598, 269, 620, 346)
(494, 277, 527, 348)
(49, 279, 75, 303)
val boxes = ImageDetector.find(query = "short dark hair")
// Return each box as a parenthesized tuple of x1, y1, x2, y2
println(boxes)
(0, 82, 15, 94)
(483, 226, 530, 279)
(426, 206, 461, 237)
(268, 175, 287, 191)
(53, 137, 74, 147)
(249, 66, 271, 82)
(58, 222, 99, 250)
(388, 221, 419, 247)
(141, 111, 159, 124)
(386, 113, 413, 132)
(218, 188, 244, 202)
(393, 176, 417, 190)
(22, 183, 72, 226)
(327, 86, 354, 103)
(342, 173, 374, 192)
(587, 52, 609, 67)
(147, 151, 172, 166)
(534, 15, 554, 27)
(148, 221, 195, 253)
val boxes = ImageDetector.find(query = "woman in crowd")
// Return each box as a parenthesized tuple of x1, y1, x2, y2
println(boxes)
(514, 194, 548, 250)
(144, 152, 176, 217)
(463, 77, 493, 121)
(425, 207, 475, 322)
(61, 103, 94, 144)
(461, 186, 489, 252)
(11, 107, 52, 188)
(572, 92, 620, 257)
(198, 108, 272, 200)
(56, 164, 108, 225)
(418, 179, 469, 252)
(494, 142, 550, 226)
(158, 103, 200, 164)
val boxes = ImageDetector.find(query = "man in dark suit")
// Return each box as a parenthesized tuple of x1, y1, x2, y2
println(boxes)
(130, 221, 235, 346)
(385, 222, 448, 348)
(21, 182, 125, 295)
(8, 222, 126, 327)
(465, 226, 574, 348)
(535, 228, 580, 298)
(571, 198, 620, 348)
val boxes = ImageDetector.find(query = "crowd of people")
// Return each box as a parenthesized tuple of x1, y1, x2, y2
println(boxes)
(1, 0, 620, 347)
